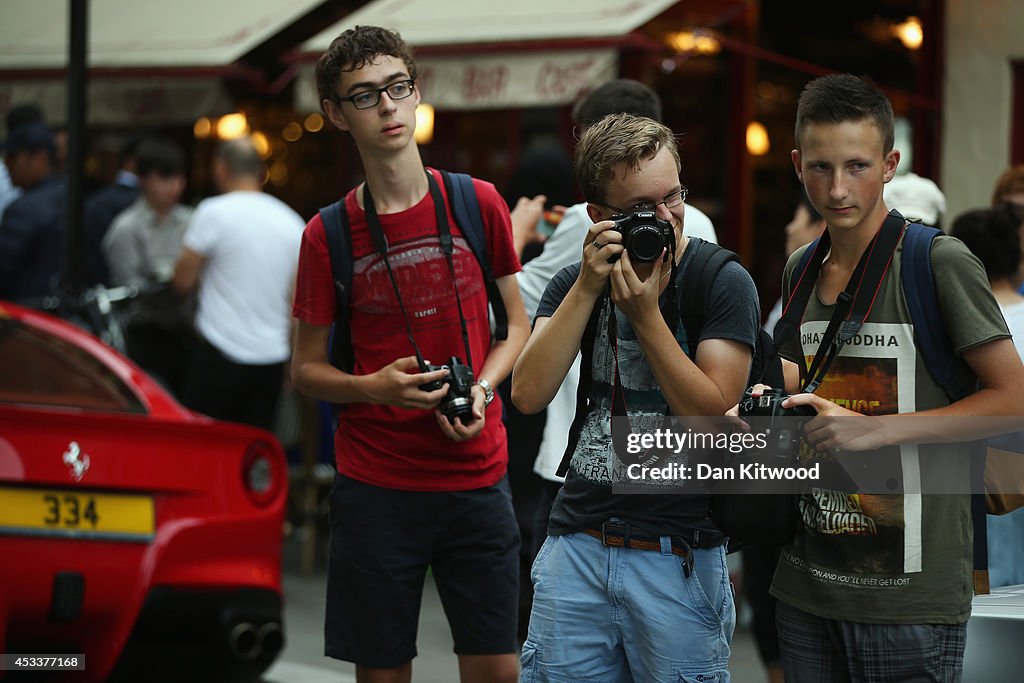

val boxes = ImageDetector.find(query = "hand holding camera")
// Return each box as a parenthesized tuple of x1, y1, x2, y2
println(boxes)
(418, 356, 478, 426)
(737, 387, 817, 465)
(609, 210, 674, 263)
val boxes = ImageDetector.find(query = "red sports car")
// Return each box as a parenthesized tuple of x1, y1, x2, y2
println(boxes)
(0, 301, 287, 682)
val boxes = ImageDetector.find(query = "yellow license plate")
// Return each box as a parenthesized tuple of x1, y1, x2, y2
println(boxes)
(0, 487, 154, 541)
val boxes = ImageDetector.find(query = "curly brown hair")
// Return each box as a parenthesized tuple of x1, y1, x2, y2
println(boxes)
(315, 25, 417, 111)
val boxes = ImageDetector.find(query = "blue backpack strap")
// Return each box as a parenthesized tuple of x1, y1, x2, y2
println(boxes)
(900, 222, 994, 588)
(318, 198, 355, 375)
(901, 223, 969, 403)
(439, 169, 509, 341)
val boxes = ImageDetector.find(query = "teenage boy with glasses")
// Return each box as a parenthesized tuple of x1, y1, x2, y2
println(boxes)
(512, 113, 759, 681)
(291, 25, 529, 683)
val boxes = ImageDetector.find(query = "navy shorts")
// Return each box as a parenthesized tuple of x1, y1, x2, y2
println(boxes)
(324, 473, 520, 667)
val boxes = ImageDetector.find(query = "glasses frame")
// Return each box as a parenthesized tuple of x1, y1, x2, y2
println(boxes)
(599, 186, 689, 215)
(337, 79, 416, 110)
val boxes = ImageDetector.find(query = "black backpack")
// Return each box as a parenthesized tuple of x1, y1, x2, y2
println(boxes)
(557, 239, 795, 549)
(318, 170, 509, 380)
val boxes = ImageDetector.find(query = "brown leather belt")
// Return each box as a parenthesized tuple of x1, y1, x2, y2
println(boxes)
(582, 521, 692, 561)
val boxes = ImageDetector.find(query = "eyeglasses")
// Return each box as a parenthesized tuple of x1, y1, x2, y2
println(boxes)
(337, 80, 416, 110)
(600, 186, 688, 215)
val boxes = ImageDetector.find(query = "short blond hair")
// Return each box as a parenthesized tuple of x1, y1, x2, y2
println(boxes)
(574, 113, 680, 205)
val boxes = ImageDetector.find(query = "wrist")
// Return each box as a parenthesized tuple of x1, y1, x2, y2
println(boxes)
(474, 378, 495, 406)
(571, 277, 604, 302)
(356, 372, 384, 404)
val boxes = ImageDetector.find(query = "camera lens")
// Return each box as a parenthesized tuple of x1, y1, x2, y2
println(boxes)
(441, 396, 475, 425)
(627, 225, 666, 262)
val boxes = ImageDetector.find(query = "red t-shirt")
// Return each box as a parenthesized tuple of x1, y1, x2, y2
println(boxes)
(293, 169, 521, 491)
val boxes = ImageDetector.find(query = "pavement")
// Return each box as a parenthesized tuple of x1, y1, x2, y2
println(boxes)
(264, 535, 773, 683)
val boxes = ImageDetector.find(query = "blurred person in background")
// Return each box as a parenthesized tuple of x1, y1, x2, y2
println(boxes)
(83, 134, 141, 285)
(0, 104, 46, 222)
(501, 122, 577, 645)
(0, 121, 65, 302)
(990, 165, 1024, 294)
(949, 201, 1024, 588)
(762, 191, 826, 334)
(882, 170, 946, 228)
(102, 136, 194, 395)
(991, 164, 1024, 208)
(174, 137, 304, 432)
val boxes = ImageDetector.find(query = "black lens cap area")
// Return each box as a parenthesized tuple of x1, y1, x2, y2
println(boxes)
(629, 226, 664, 261)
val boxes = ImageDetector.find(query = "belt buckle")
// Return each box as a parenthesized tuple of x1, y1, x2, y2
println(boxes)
(600, 521, 614, 547)
(601, 521, 630, 549)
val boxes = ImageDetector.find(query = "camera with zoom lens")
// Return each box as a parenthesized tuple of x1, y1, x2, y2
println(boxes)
(611, 210, 674, 263)
(419, 356, 477, 425)
(738, 388, 816, 462)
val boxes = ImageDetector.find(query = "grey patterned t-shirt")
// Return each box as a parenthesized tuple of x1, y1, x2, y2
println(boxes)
(535, 238, 760, 542)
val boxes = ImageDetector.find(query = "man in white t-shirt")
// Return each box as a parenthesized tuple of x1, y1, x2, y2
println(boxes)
(173, 137, 304, 430)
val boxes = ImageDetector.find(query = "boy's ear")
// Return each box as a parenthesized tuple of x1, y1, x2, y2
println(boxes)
(586, 203, 605, 224)
(791, 149, 803, 182)
(883, 149, 901, 182)
(323, 99, 350, 133)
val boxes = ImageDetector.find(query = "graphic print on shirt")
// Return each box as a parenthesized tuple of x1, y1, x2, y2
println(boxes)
(796, 320, 923, 575)
(570, 306, 688, 487)
(350, 233, 484, 350)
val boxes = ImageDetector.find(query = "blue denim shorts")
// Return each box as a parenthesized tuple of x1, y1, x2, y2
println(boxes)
(521, 531, 735, 682)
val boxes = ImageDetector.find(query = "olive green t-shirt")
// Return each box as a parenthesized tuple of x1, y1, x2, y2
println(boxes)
(770, 233, 1010, 624)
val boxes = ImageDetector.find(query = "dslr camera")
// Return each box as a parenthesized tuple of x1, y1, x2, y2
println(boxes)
(738, 388, 816, 462)
(419, 356, 476, 425)
(611, 210, 674, 263)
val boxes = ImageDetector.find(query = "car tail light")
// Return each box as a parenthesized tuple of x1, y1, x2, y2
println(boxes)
(242, 440, 283, 507)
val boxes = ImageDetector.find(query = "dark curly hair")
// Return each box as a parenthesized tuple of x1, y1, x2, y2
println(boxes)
(315, 25, 417, 111)
(949, 202, 1024, 281)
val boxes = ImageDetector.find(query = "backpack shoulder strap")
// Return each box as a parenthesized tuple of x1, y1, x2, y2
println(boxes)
(899, 222, 995, 586)
(679, 241, 781, 387)
(679, 240, 738, 356)
(556, 292, 605, 478)
(900, 222, 968, 402)
(780, 237, 821, 337)
(318, 198, 355, 374)
(439, 169, 509, 340)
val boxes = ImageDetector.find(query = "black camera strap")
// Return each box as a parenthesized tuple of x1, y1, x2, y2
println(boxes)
(605, 298, 633, 457)
(783, 211, 907, 393)
(363, 171, 475, 369)
(606, 296, 667, 464)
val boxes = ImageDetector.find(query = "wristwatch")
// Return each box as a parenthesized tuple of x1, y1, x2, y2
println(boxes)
(474, 378, 495, 406)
